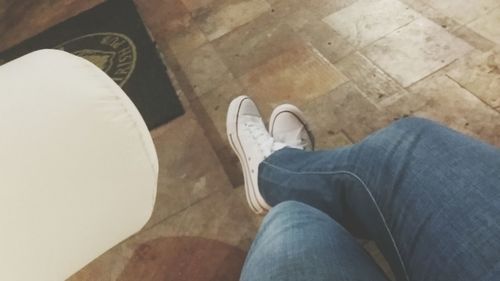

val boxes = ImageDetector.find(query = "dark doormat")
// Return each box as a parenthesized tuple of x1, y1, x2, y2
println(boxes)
(0, 0, 184, 130)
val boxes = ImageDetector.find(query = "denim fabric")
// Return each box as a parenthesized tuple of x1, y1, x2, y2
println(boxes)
(240, 201, 389, 281)
(241, 117, 500, 281)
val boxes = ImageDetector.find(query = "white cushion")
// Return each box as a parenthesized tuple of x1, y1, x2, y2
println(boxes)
(0, 50, 158, 281)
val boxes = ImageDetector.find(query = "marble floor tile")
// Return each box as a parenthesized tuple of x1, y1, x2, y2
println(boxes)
(302, 82, 393, 142)
(198, 79, 246, 149)
(120, 188, 260, 255)
(166, 23, 208, 59)
(399, 0, 462, 32)
(145, 111, 231, 228)
(212, 14, 303, 78)
(134, 0, 192, 37)
(323, 0, 419, 48)
(117, 236, 246, 281)
(194, 78, 247, 186)
(180, 0, 217, 13)
(298, 20, 355, 64)
(335, 52, 408, 105)
(423, 0, 500, 24)
(195, 0, 271, 41)
(363, 17, 473, 87)
(314, 130, 353, 151)
(268, 0, 357, 19)
(177, 43, 233, 97)
(446, 47, 500, 109)
(392, 75, 500, 145)
(276, 8, 318, 30)
(452, 26, 496, 52)
(468, 7, 500, 45)
(239, 43, 349, 118)
(267, 0, 314, 19)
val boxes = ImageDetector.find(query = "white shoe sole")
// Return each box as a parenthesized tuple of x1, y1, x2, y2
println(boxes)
(227, 96, 268, 214)
(269, 104, 315, 150)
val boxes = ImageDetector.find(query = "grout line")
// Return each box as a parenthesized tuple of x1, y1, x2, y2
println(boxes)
(401, 49, 477, 90)
(142, 190, 227, 232)
(155, 33, 243, 187)
(446, 74, 500, 113)
(347, 51, 412, 102)
(340, 129, 356, 144)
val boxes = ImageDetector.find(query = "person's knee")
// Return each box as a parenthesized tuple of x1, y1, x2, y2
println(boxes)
(262, 201, 328, 228)
(393, 116, 440, 131)
(265, 201, 310, 220)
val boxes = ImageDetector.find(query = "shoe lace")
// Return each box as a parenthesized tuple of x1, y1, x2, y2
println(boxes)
(287, 129, 308, 149)
(245, 122, 285, 157)
(273, 127, 308, 150)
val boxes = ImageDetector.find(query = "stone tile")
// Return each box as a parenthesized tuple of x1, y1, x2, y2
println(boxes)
(390, 75, 500, 145)
(323, 0, 419, 48)
(423, 0, 500, 24)
(305, 0, 360, 18)
(303, 82, 393, 142)
(452, 25, 496, 52)
(281, 8, 319, 31)
(239, 43, 349, 118)
(336, 52, 409, 105)
(119, 188, 261, 257)
(0, 1, 6, 19)
(211, 12, 352, 77)
(212, 14, 303, 77)
(145, 111, 232, 228)
(468, 7, 500, 45)
(298, 20, 355, 64)
(269, 0, 357, 19)
(198, 79, 246, 149)
(117, 236, 247, 281)
(135, 0, 193, 37)
(195, 0, 271, 41)
(177, 43, 233, 97)
(181, 0, 217, 13)
(267, 0, 315, 20)
(167, 23, 208, 58)
(265, 0, 301, 18)
(399, 0, 462, 32)
(446, 47, 500, 109)
(314, 130, 353, 151)
(196, 79, 247, 187)
(363, 17, 473, 87)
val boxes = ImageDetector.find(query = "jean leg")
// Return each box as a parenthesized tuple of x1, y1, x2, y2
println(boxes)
(258, 117, 500, 281)
(240, 201, 389, 281)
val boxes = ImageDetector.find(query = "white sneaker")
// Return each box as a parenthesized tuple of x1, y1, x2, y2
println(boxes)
(269, 104, 314, 151)
(226, 96, 286, 214)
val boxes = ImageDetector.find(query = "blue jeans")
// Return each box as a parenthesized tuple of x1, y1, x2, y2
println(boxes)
(240, 117, 500, 281)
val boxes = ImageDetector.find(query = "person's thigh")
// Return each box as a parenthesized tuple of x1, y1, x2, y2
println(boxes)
(240, 201, 389, 281)
(349, 117, 500, 281)
(259, 117, 500, 281)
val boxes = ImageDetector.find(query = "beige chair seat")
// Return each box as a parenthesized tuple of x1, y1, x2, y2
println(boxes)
(0, 50, 158, 281)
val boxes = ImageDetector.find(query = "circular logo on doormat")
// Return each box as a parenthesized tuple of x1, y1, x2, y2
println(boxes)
(55, 32, 137, 86)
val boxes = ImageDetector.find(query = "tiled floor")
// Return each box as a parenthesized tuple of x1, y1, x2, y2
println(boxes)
(1, 0, 499, 280)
